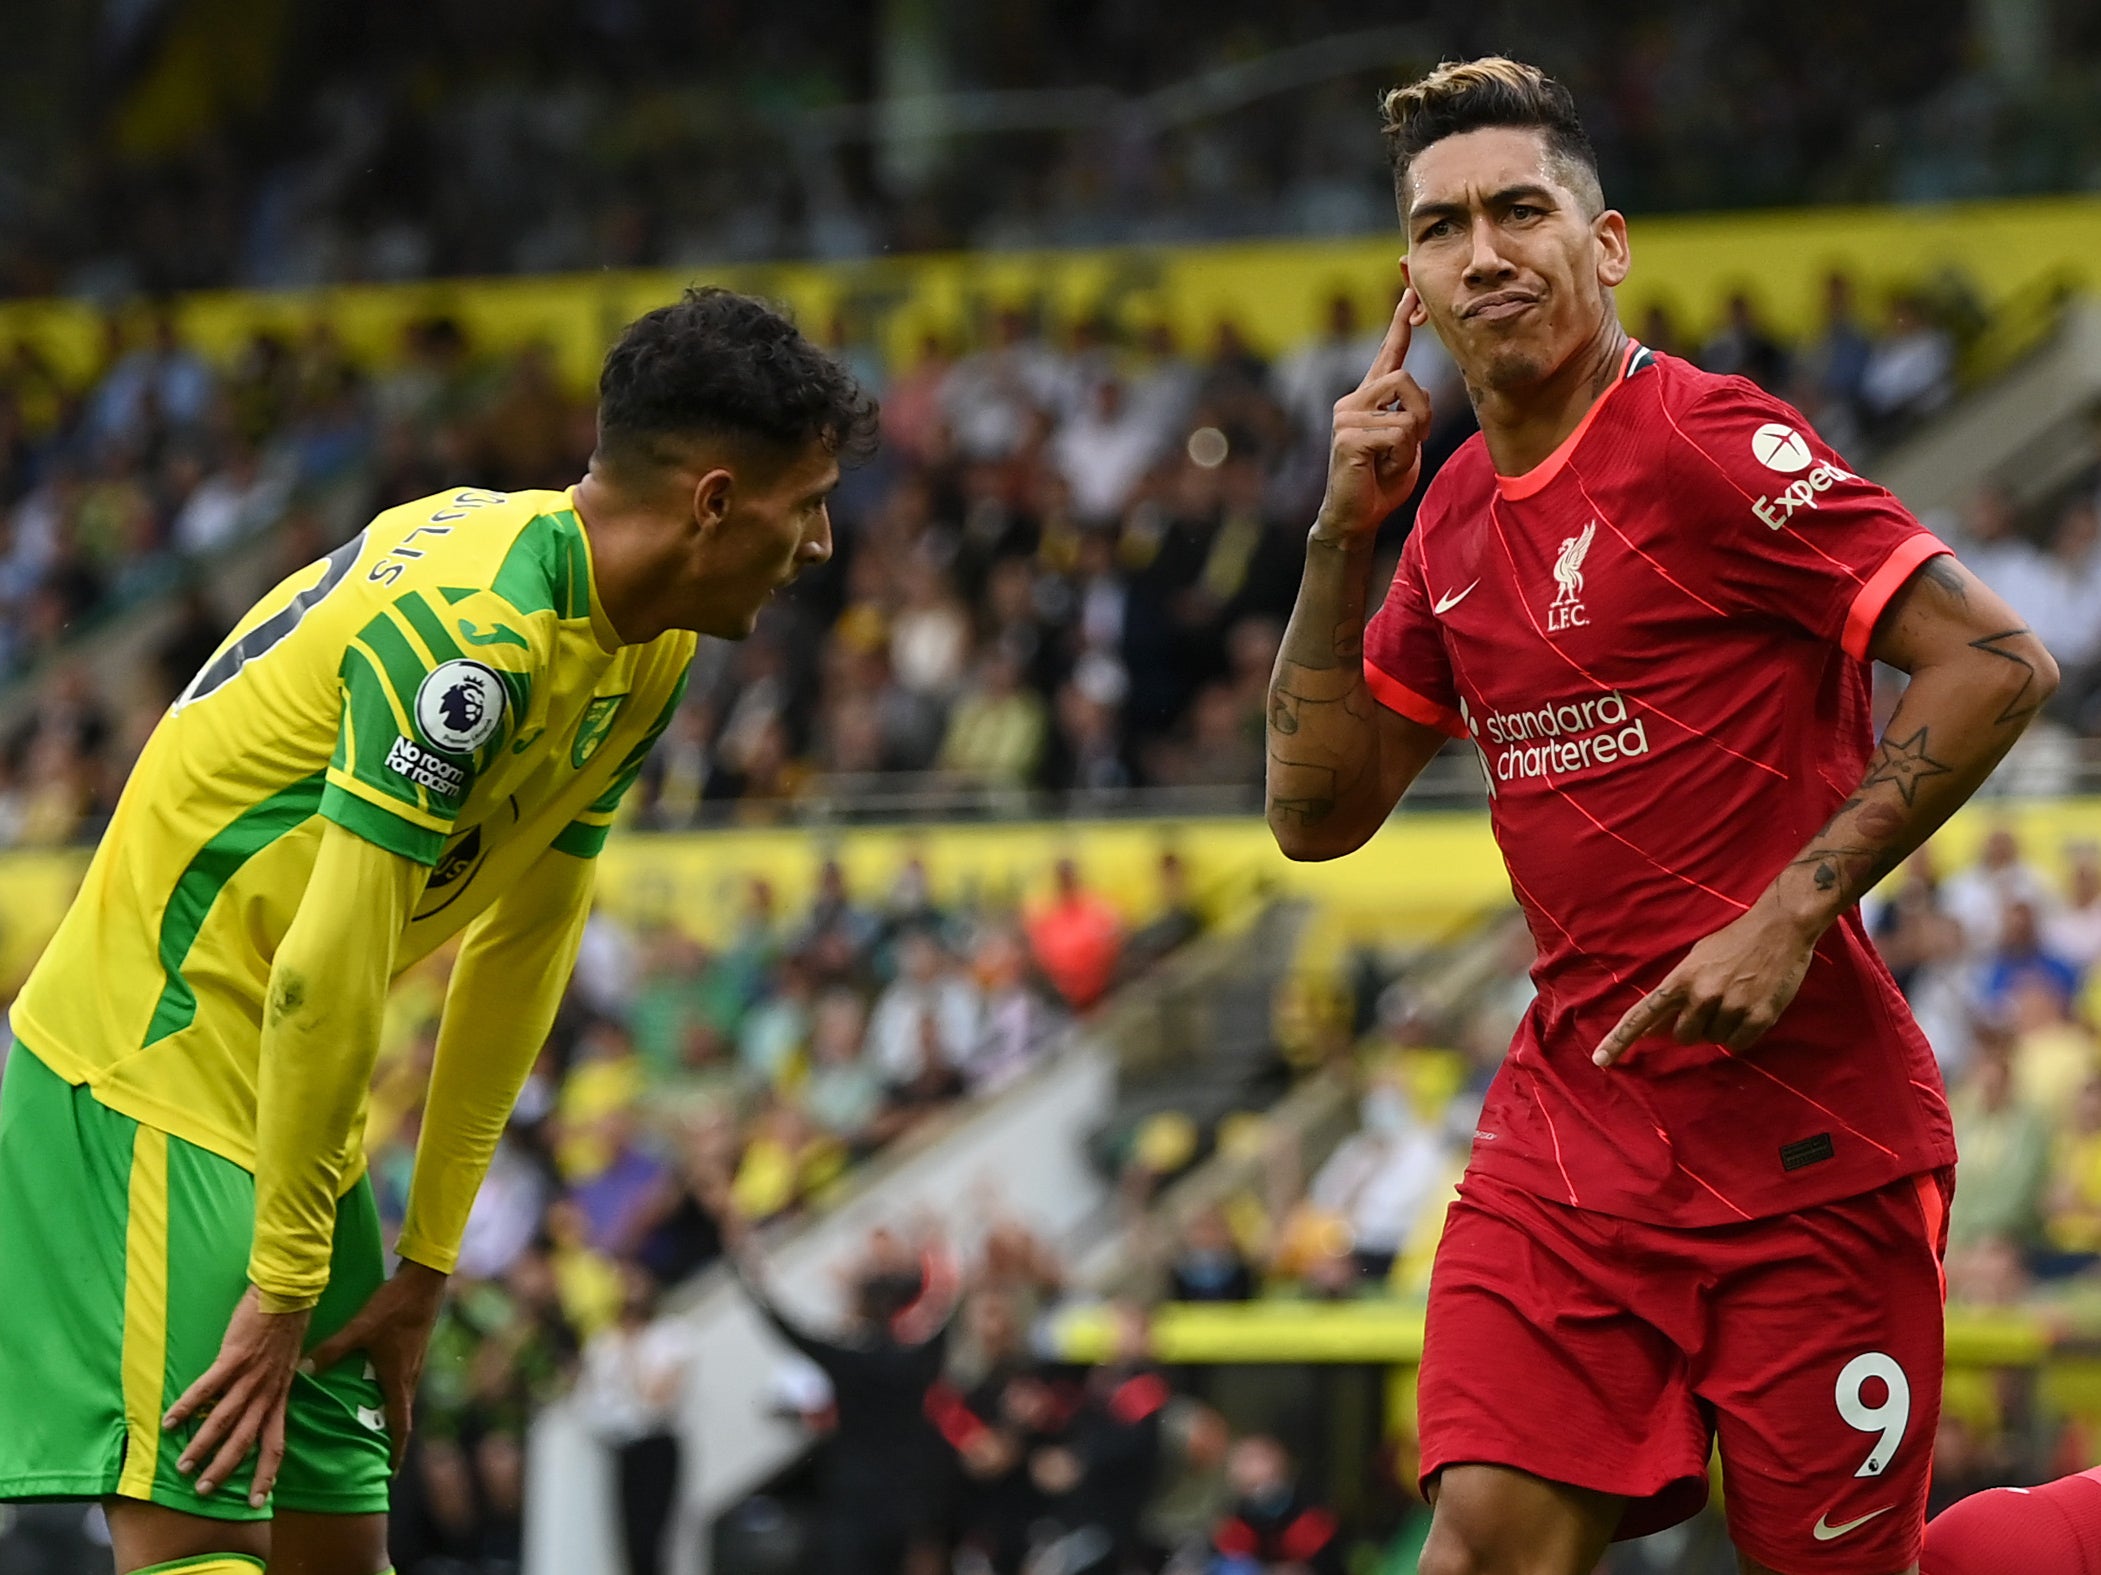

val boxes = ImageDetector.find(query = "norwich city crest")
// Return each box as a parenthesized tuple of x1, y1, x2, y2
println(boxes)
(572, 694, 627, 768)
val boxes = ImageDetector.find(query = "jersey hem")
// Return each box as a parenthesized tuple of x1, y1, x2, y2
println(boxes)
(1363, 660, 1467, 736)
(0, 1471, 131, 1500)
(3, 1032, 373, 1197)
(1460, 1143, 1958, 1230)
(320, 781, 446, 864)
(271, 1485, 392, 1516)
(1842, 535, 1951, 661)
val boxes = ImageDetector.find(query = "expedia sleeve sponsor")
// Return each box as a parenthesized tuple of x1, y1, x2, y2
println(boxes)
(1477, 689, 1650, 783)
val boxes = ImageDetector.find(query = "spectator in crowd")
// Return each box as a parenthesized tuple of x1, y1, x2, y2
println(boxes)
(867, 929, 984, 1086)
(1798, 270, 1874, 442)
(1948, 1029, 2055, 1260)
(2046, 841, 2101, 969)
(1861, 292, 1957, 434)
(938, 644, 1050, 790)
(1208, 1435, 1346, 1575)
(803, 988, 888, 1152)
(1121, 851, 1206, 977)
(1979, 898, 2082, 1016)
(1304, 1065, 1458, 1281)
(1699, 289, 1788, 390)
(2045, 1077, 2101, 1261)
(574, 1264, 701, 1575)
(737, 1228, 958, 1575)
(1952, 488, 2054, 630)
(2033, 499, 2101, 730)
(1027, 857, 1125, 1010)
(1168, 1207, 1258, 1303)
(1943, 824, 2053, 956)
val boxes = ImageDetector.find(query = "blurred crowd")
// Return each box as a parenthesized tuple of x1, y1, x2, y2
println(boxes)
(713, 1225, 1380, 1575)
(0, 263, 2013, 849)
(359, 846, 1201, 1575)
(7, 1, 2090, 296)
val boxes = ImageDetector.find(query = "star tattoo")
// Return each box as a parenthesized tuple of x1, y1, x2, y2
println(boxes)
(1862, 726, 1953, 807)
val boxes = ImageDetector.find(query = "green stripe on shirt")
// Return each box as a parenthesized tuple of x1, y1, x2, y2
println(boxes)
(142, 773, 327, 1047)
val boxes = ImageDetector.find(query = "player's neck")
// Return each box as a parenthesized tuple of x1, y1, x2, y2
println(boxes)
(571, 473, 671, 645)
(1473, 317, 1630, 481)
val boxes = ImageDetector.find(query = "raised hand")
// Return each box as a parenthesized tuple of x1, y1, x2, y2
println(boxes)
(1317, 289, 1435, 541)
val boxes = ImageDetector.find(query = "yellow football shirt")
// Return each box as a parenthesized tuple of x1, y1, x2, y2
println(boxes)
(10, 486, 695, 1176)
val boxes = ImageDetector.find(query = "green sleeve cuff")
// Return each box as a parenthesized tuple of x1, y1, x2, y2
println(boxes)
(320, 783, 446, 865)
(550, 819, 609, 859)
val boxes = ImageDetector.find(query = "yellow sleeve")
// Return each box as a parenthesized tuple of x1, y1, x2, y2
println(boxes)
(251, 822, 428, 1312)
(394, 844, 595, 1273)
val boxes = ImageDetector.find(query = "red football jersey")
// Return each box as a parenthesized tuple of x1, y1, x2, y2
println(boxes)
(1364, 344, 1956, 1226)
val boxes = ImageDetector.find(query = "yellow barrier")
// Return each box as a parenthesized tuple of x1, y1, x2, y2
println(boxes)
(1047, 1300, 2059, 1369)
(3, 196, 2101, 391)
(0, 796, 2095, 995)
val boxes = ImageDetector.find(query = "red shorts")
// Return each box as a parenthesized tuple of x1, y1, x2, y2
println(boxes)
(1419, 1167, 1952, 1574)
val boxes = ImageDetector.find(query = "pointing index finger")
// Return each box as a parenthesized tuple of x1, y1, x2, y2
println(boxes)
(1363, 291, 1416, 384)
(1594, 984, 1677, 1068)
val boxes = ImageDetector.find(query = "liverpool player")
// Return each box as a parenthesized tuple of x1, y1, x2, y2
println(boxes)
(1922, 1467, 2101, 1574)
(1265, 58, 2057, 1575)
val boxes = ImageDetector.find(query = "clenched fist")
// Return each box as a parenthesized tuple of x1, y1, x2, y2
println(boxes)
(1314, 288, 1435, 543)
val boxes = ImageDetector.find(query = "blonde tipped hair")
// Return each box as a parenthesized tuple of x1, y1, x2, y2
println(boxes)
(1380, 56, 1602, 216)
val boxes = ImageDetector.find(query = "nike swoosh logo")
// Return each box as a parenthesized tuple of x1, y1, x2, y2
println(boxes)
(458, 618, 529, 649)
(510, 726, 546, 754)
(1812, 1505, 1894, 1541)
(1433, 580, 1479, 615)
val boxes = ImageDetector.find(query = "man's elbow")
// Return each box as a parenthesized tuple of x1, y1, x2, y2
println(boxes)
(2034, 639, 2064, 704)
(1996, 628, 2061, 724)
(1266, 807, 1355, 862)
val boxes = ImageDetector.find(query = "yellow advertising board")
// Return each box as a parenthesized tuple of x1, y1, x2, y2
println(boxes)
(0, 195, 2097, 392)
(0, 797, 2093, 997)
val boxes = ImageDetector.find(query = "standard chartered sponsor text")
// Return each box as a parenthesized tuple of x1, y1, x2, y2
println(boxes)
(1480, 689, 1650, 783)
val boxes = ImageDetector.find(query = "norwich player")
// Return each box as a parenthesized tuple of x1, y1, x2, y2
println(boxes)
(0, 288, 874, 1575)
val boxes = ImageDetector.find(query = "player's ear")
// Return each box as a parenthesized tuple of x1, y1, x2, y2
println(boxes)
(690, 468, 734, 539)
(1593, 210, 1631, 290)
(1399, 262, 1429, 327)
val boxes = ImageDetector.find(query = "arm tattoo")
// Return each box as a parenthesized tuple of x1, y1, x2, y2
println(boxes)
(1968, 628, 2046, 726)
(1918, 556, 1969, 606)
(1861, 727, 1953, 806)
(1785, 777, 1924, 905)
(1267, 529, 1380, 834)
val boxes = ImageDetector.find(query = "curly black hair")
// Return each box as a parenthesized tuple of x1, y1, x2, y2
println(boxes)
(596, 286, 880, 474)
(1381, 57, 1603, 218)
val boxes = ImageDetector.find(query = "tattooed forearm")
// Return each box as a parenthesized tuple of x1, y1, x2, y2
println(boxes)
(1267, 528, 1383, 849)
(1968, 628, 2047, 726)
(1771, 637, 2050, 931)
(1757, 551, 2057, 935)
(1859, 727, 1954, 806)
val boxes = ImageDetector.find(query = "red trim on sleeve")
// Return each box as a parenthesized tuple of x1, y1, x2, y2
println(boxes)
(1841, 535, 1951, 661)
(1363, 660, 1466, 737)
(1496, 340, 1639, 500)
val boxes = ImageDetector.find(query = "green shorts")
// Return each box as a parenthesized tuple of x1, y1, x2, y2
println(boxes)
(0, 1043, 391, 1520)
